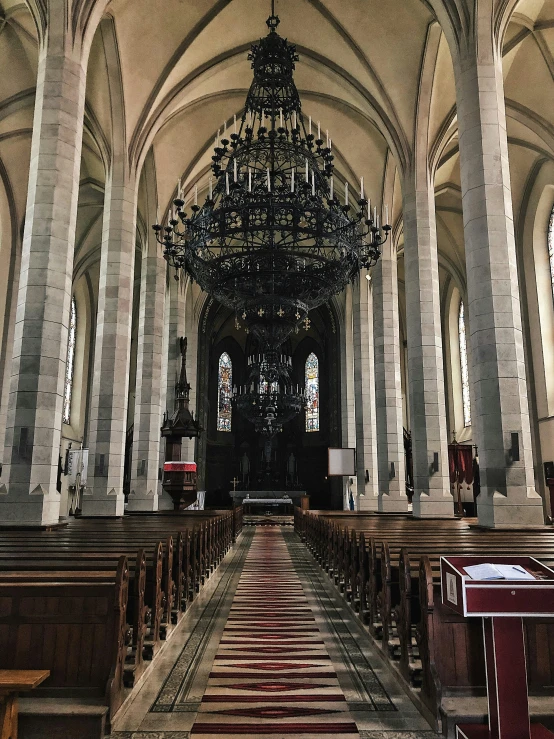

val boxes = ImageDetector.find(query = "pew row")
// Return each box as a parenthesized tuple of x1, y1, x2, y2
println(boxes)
(295, 508, 554, 731)
(0, 508, 242, 737)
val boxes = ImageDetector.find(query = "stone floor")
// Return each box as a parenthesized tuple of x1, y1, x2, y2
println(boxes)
(109, 527, 437, 739)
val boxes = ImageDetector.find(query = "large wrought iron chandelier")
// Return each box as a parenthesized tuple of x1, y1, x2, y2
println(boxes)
(154, 7, 389, 350)
(233, 351, 304, 437)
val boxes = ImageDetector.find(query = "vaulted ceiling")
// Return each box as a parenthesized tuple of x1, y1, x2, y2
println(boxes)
(0, 0, 553, 306)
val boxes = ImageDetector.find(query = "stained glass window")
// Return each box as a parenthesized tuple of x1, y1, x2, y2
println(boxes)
(63, 297, 77, 425)
(458, 300, 471, 428)
(548, 206, 554, 299)
(305, 352, 319, 432)
(217, 352, 233, 432)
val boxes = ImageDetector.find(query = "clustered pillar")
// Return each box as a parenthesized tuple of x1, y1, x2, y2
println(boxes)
(0, 20, 87, 526)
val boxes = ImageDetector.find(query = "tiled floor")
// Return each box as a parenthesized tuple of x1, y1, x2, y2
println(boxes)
(109, 527, 436, 739)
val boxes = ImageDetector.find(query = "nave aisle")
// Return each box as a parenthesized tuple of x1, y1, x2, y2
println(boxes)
(109, 527, 435, 739)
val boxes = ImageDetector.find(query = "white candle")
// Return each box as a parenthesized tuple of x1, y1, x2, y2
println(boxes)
(309, 116, 312, 135)
(312, 170, 315, 196)
(305, 158, 309, 182)
(234, 158, 237, 182)
(293, 111, 297, 129)
(226, 172, 230, 195)
(376, 215, 380, 229)
(234, 114, 237, 134)
(318, 121, 321, 140)
(374, 206, 377, 223)
(345, 181, 349, 206)
(279, 108, 283, 127)
(209, 177, 213, 200)
(194, 185, 198, 206)
(385, 204, 389, 224)
(291, 169, 295, 192)
(267, 168, 271, 192)
(248, 168, 252, 192)
(326, 130, 329, 147)
(330, 176, 334, 200)
(329, 138, 332, 150)
(367, 197, 371, 215)
(360, 177, 364, 199)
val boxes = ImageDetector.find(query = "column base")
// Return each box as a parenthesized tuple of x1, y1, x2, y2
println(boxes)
(81, 492, 125, 517)
(0, 496, 61, 528)
(378, 496, 409, 513)
(127, 488, 159, 512)
(476, 497, 545, 528)
(412, 495, 454, 519)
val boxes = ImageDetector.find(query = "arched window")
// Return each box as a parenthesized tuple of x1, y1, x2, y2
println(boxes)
(458, 300, 471, 428)
(305, 352, 319, 432)
(548, 206, 554, 300)
(217, 352, 233, 432)
(63, 297, 77, 425)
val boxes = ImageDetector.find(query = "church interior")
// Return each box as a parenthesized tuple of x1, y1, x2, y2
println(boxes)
(2, 0, 554, 737)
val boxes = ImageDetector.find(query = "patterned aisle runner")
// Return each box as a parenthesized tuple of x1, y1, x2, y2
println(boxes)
(190, 527, 360, 737)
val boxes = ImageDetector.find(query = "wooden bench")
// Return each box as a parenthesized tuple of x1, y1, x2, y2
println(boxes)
(297, 509, 554, 729)
(0, 670, 50, 739)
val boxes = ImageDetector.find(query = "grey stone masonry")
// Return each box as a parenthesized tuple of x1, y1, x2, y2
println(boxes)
(0, 32, 87, 526)
(403, 182, 453, 517)
(454, 30, 543, 527)
(353, 275, 379, 511)
(81, 175, 138, 517)
(372, 242, 409, 512)
(127, 245, 166, 512)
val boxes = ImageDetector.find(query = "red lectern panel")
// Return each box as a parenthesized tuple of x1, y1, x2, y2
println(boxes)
(441, 556, 554, 739)
(441, 555, 554, 617)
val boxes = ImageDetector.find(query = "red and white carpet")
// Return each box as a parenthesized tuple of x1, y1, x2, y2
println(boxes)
(190, 527, 359, 737)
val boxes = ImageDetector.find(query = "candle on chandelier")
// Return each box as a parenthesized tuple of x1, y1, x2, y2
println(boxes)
(279, 108, 283, 127)
(226, 172, 230, 195)
(326, 130, 329, 147)
(330, 176, 334, 200)
(305, 158, 309, 182)
(374, 206, 377, 223)
(312, 171, 315, 196)
(309, 116, 312, 135)
(234, 158, 237, 182)
(317, 121, 321, 140)
(293, 111, 297, 129)
(291, 168, 295, 192)
(345, 181, 349, 206)
(360, 177, 364, 200)
(209, 177, 213, 200)
(248, 168, 252, 192)
(267, 168, 271, 192)
(194, 185, 198, 206)
(329, 138, 332, 150)
(234, 114, 237, 134)
(385, 204, 389, 225)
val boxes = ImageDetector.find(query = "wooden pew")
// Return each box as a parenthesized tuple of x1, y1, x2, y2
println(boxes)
(298, 509, 554, 728)
(0, 559, 129, 727)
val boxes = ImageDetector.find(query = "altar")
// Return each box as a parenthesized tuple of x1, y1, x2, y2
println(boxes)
(230, 490, 306, 507)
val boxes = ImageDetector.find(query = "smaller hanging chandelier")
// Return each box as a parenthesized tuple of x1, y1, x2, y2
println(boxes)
(233, 351, 304, 437)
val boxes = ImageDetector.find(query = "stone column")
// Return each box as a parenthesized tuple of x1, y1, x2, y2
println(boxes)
(0, 21, 87, 526)
(81, 174, 137, 517)
(340, 285, 356, 509)
(127, 241, 166, 511)
(454, 21, 543, 527)
(373, 241, 409, 512)
(403, 180, 453, 517)
(353, 274, 379, 510)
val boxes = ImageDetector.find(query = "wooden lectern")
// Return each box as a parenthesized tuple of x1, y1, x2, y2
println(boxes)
(441, 555, 554, 739)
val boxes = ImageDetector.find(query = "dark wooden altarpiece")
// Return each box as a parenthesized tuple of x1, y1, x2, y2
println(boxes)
(196, 298, 344, 509)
